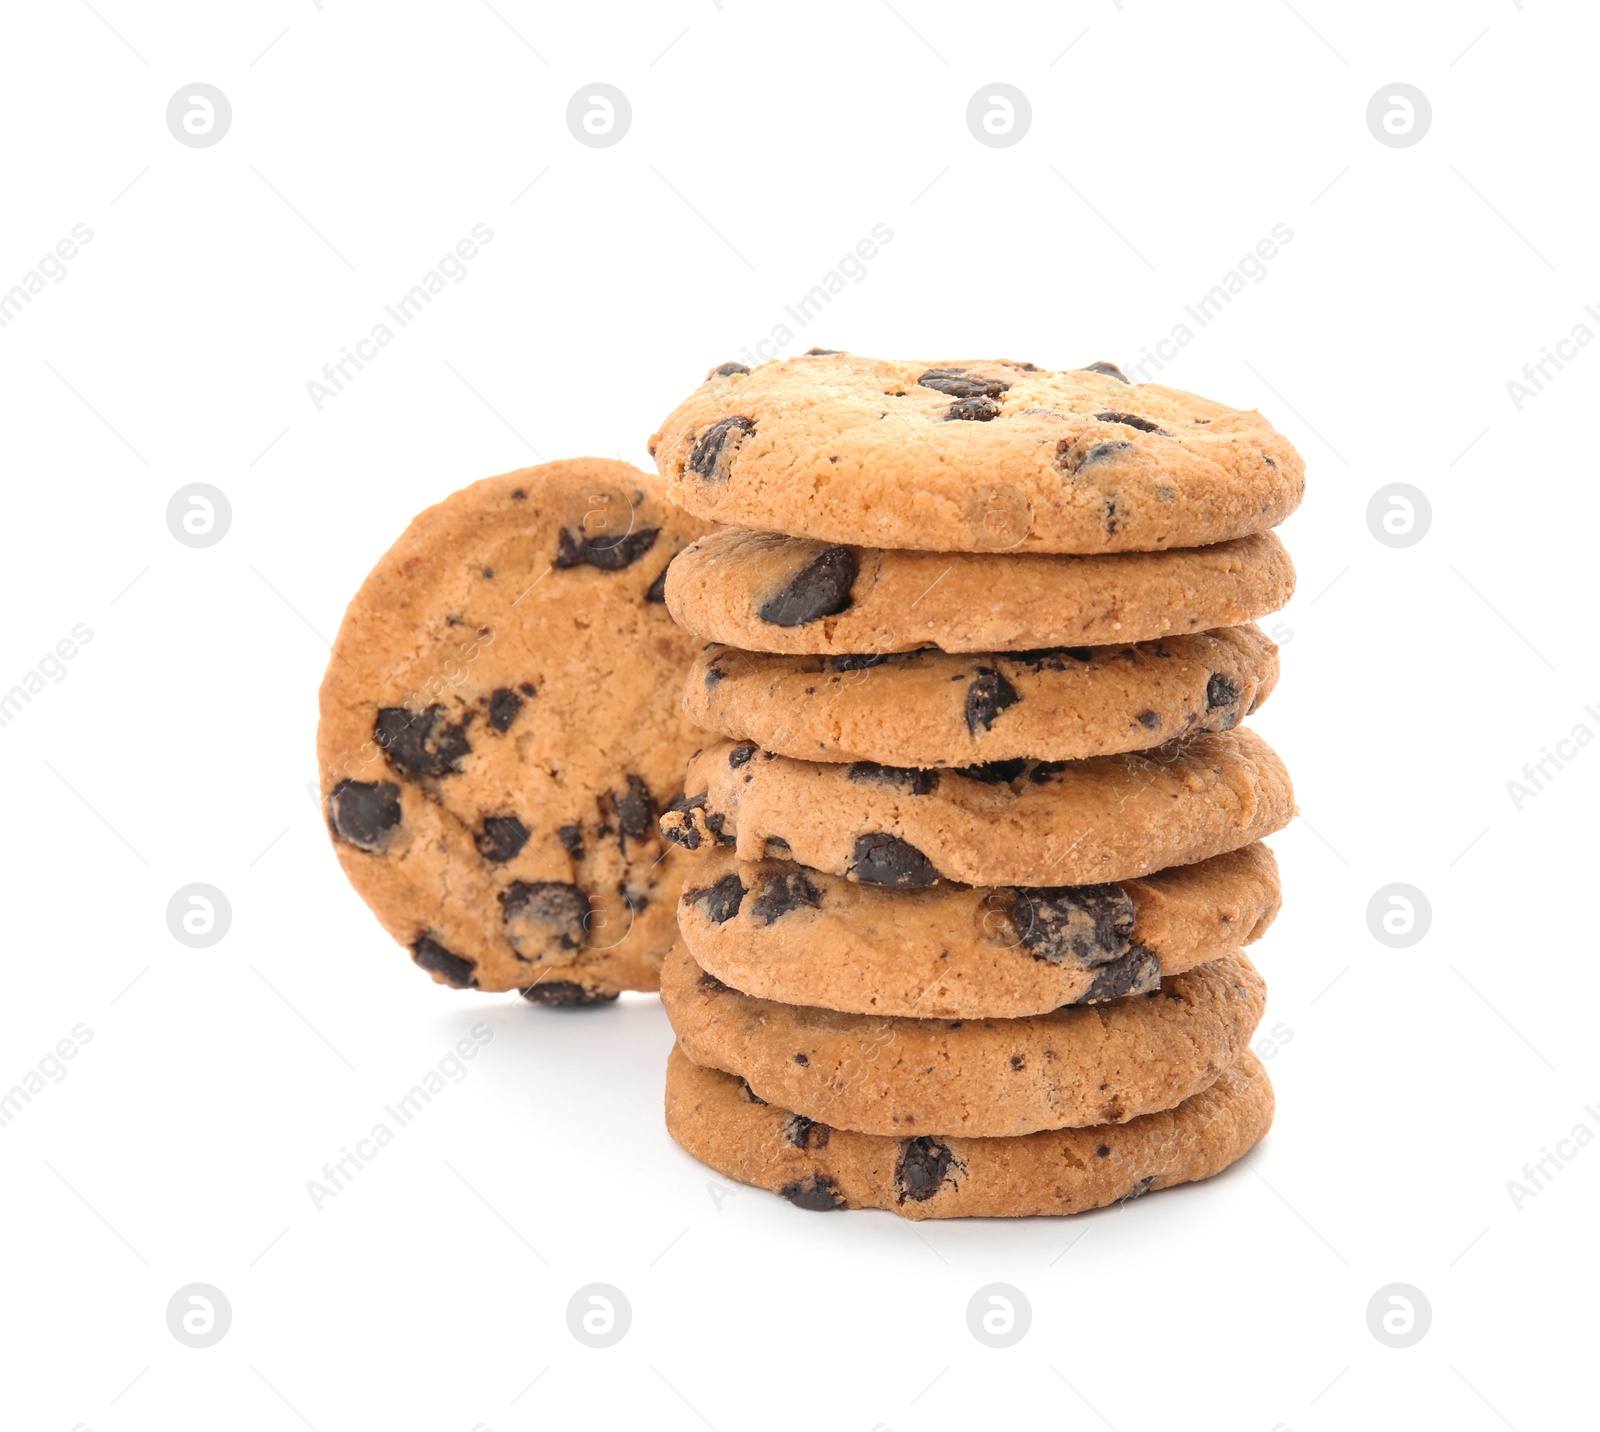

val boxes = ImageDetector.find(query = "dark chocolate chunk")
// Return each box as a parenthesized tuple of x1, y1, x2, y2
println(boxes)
(1079, 440, 1133, 468)
(966, 668, 1021, 734)
(825, 652, 891, 672)
(510, 487, 527, 500)
(704, 664, 727, 687)
(1096, 1145, 1111, 1157)
(375, 705, 473, 779)
(896, 1136, 957, 1203)
(487, 687, 525, 732)
(686, 871, 746, 923)
(944, 395, 1002, 422)
(851, 833, 938, 887)
(1092, 410, 1166, 434)
(917, 367, 1012, 400)
(1079, 361, 1131, 383)
(687, 415, 755, 480)
(847, 762, 940, 796)
(644, 562, 672, 603)
(763, 836, 792, 859)
(411, 934, 476, 988)
(781, 1175, 846, 1211)
(327, 779, 402, 852)
(612, 775, 655, 842)
(728, 743, 757, 767)
(1078, 946, 1162, 1002)
(750, 869, 823, 924)
(557, 823, 586, 859)
(803, 347, 842, 356)
(1137, 709, 1161, 731)
(757, 546, 857, 626)
(555, 525, 660, 571)
(520, 980, 618, 1007)
(475, 815, 530, 863)
(1010, 884, 1137, 968)
(1207, 673, 1240, 709)
(740, 1079, 768, 1105)
(501, 881, 590, 955)
(707, 361, 750, 378)
(953, 758, 1028, 785)
(783, 1114, 830, 1149)
(698, 969, 734, 994)
(660, 793, 708, 849)
(793, 1052, 809, 1065)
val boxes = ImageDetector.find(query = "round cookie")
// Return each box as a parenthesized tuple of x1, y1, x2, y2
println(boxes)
(665, 1043, 1274, 1219)
(660, 730, 1294, 887)
(650, 352, 1304, 554)
(661, 943, 1266, 1137)
(663, 527, 1295, 655)
(317, 460, 712, 998)
(677, 842, 1281, 1018)
(684, 626, 1278, 768)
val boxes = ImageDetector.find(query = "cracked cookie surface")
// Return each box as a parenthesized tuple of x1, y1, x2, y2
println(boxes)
(650, 352, 1304, 553)
(317, 460, 712, 996)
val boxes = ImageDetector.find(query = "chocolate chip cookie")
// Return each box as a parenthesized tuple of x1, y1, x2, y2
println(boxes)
(661, 943, 1265, 1136)
(665, 1043, 1273, 1218)
(677, 842, 1281, 1017)
(662, 528, 1294, 655)
(684, 625, 1278, 767)
(650, 353, 1304, 554)
(660, 731, 1293, 887)
(317, 460, 712, 998)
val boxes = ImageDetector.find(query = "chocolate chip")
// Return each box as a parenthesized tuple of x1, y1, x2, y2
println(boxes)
(557, 823, 585, 859)
(375, 705, 473, 779)
(944, 395, 1002, 421)
(966, 668, 1021, 735)
(1137, 710, 1161, 731)
(555, 526, 660, 571)
(896, 1136, 956, 1203)
(1078, 946, 1162, 1002)
(851, 833, 938, 887)
(1207, 673, 1240, 709)
(1009, 1055, 1025, 1070)
(953, 758, 1028, 785)
(644, 562, 672, 603)
(757, 546, 857, 626)
(487, 687, 525, 732)
(475, 815, 530, 863)
(826, 652, 891, 672)
(707, 361, 750, 378)
(728, 743, 757, 767)
(1080, 440, 1133, 468)
(411, 934, 476, 988)
(781, 1175, 845, 1211)
(793, 1052, 809, 1066)
(612, 775, 655, 842)
(1079, 361, 1131, 383)
(1093, 411, 1166, 434)
(659, 793, 707, 850)
(510, 488, 527, 500)
(698, 969, 734, 993)
(804, 347, 842, 356)
(1096, 1145, 1110, 1157)
(686, 871, 746, 923)
(740, 1079, 768, 1104)
(763, 837, 791, 859)
(704, 664, 726, 687)
(327, 779, 402, 852)
(687, 415, 755, 480)
(1028, 760, 1069, 783)
(1010, 884, 1137, 968)
(917, 367, 1012, 400)
(784, 1114, 830, 1149)
(847, 762, 940, 795)
(520, 980, 618, 1007)
(750, 870, 823, 924)
(501, 881, 590, 957)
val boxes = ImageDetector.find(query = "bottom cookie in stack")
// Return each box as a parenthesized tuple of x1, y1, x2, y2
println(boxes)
(664, 1044, 1273, 1219)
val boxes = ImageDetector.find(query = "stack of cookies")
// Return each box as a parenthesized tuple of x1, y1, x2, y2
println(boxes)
(649, 352, 1304, 1218)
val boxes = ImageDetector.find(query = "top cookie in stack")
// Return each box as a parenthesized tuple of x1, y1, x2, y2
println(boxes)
(650, 352, 1301, 1219)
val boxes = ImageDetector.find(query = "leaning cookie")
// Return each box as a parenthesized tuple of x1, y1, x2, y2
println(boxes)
(677, 843, 1281, 1018)
(684, 626, 1278, 767)
(650, 353, 1304, 554)
(317, 460, 712, 998)
(660, 731, 1294, 888)
(661, 943, 1266, 1137)
(663, 527, 1294, 655)
(665, 1044, 1273, 1218)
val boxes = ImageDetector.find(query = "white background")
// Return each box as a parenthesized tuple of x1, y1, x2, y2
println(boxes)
(2, 2, 1595, 1428)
